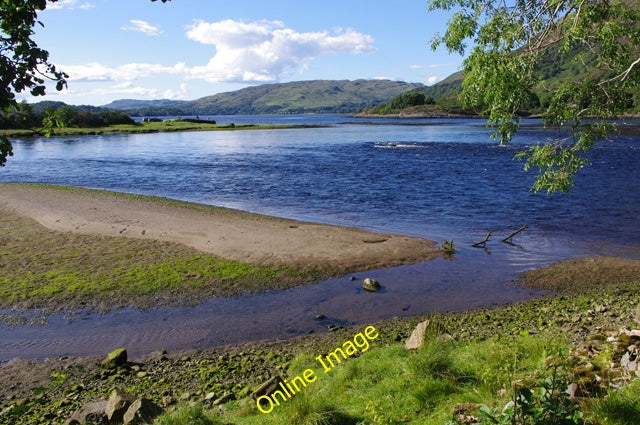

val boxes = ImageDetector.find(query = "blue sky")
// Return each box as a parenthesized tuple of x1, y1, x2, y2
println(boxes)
(25, 0, 463, 106)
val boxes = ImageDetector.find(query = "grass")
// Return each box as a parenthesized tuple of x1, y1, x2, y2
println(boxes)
(589, 380, 640, 425)
(147, 332, 567, 424)
(0, 120, 325, 138)
(0, 207, 323, 311)
(154, 405, 224, 425)
(150, 329, 640, 425)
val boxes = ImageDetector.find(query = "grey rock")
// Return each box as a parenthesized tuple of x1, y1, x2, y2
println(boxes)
(65, 400, 108, 425)
(251, 376, 283, 400)
(620, 350, 639, 373)
(213, 393, 235, 405)
(101, 348, 127, 370)
(105, 388, 135, 423)
(123, 398, 163, 425)
(405, 319, 431, 350)
(362, 278, 381, 292)
(565, 383, 582, 401)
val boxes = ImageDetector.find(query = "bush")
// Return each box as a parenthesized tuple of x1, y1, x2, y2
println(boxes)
(474, 356, 585, 425)
(389, 92, 426, 109)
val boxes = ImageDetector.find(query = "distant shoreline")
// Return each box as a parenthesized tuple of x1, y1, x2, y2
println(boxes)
(0, 121, 329, 138)
(352, 111, 475, 119)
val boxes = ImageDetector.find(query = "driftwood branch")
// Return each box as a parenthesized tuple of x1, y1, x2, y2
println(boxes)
(502, 225, 528, 243)
(472, 231, 493, 247)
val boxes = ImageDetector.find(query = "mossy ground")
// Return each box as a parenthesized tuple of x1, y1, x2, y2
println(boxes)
(0, 207, 325, 312)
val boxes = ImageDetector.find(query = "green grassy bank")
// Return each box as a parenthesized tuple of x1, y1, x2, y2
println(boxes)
(0, 120, 326, 137)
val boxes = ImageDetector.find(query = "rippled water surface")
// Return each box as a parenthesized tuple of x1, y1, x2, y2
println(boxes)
(1, 115, 638, 360)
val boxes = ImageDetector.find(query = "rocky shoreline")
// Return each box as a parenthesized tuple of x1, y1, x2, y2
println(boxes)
(2, 255, 639, 424)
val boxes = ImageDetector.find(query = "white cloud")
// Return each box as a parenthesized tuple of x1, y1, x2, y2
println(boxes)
(187, 19, 281, 48)
(92, 83, 160, 98)
(17, 82, 159, 102)
(62, 62, 187, 82)
(54, 19, 375, 93)
(163, 84, 189, 100)
(185, 19, 376, 83)
(47, 0, 94, 10)
(121, 20, 163, 37)
(426, 75, 440, 84)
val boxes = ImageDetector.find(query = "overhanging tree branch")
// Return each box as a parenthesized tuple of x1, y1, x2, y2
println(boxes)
(429, 0, 640, 193)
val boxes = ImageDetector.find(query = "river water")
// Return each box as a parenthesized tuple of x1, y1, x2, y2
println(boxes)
(1, 115, 638, 360)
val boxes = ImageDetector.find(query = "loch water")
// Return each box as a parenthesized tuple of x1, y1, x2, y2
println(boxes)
(1, 115, 638, 360)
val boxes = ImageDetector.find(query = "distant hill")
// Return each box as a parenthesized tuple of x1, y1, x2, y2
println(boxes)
(117, 79, 424, 116)
(413, 71, 464, 102)
(102, 99, 187, 110)
(357, 72, 471, 117)
(362, 43, 640, 117)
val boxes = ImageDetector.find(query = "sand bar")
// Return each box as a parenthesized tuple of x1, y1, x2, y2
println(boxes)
(0, 184, 440, 271)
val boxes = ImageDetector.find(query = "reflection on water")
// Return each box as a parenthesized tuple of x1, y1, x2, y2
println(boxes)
(0, 116, 638, 360)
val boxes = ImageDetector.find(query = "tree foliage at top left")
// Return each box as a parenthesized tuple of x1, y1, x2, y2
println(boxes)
(0, 0, 68, 165)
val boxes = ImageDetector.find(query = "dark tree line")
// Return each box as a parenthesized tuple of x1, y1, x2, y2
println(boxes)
(0, 101, 134, 130)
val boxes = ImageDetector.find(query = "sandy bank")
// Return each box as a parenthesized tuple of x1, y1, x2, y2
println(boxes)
(0, 184, 440, 271)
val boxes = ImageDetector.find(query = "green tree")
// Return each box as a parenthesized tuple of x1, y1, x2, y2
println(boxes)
(0, 0, 170, 167)
(429, 0, 640, 192)
(390, 91, 426, 109)
(0, 0, 68, 165)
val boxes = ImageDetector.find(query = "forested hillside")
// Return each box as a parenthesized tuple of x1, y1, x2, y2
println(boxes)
(118, 80, 424, 116)
(363, 43, 640, 117)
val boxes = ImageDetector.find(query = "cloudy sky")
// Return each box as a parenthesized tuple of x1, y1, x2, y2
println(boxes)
(26, 0, 463, 106)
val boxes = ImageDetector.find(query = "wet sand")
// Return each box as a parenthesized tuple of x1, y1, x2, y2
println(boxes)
(0, 183, 440, 270)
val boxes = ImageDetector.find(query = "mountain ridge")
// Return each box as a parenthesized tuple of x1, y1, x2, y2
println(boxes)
(103, 99, 187, 110)
(102, 79, 424, 116)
